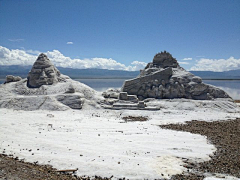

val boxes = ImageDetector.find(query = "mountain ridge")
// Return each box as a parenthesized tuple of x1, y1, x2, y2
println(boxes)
(0, 65, 239, 79)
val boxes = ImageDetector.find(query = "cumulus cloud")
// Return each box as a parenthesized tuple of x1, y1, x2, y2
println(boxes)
(179, 61, 189, 65)
(26, 49, 41, 55)
(8, 39, 24, 42)
(190, 57, 240, 72)
(0, 46, 37, 66)
(67, 42, 73, 45)
(126, 61, 147, 71)
(0, 46, 146, 71)
(45, 50, 130, 70)
(182, 58, 192, 61)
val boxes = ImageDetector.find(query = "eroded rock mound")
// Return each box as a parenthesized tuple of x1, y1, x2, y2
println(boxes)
(122, 51, 230, 100)
(27, 53, 64, 88)
(0, 54, 102, 111)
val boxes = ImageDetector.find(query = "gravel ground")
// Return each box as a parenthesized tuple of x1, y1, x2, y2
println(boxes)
(161, 118, 240, 180)
(1, 118, 239, 180)
(122, 116, 148, 122)
(0, 154, 110, 180)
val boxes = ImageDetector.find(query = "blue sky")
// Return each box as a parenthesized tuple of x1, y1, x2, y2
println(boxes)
(0, 0, 240, 71)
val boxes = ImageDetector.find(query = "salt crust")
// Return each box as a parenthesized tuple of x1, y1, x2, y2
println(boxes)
(0, 79, 240, 179)
(1, 104, 240, 179)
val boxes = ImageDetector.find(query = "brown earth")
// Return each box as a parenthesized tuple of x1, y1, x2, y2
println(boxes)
(0, 154, 111, 180)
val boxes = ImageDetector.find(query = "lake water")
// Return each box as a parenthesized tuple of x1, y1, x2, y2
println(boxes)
(0, 78, 239, 99)
(78, 79, 240, 100)
(203, 80, 240, 100)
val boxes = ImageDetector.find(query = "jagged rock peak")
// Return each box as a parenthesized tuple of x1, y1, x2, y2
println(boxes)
(27, 53, 62, 88)
(152, 50, 179, 68)
(33, 53, 56, 68)
(140, 51, 180, 77)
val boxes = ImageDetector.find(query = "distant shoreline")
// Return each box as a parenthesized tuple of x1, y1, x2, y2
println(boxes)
(202, 79, 240, 80)
(0, 77, 240, 80)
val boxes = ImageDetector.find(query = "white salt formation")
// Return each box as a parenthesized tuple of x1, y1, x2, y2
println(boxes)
(122, 51, 230, 100)
(27, 53, 64, 88)
(0, 53, 101, 110)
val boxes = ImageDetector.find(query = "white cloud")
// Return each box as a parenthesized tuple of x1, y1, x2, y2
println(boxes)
(0, 46, 37, 66)
(45, 50, 130, 70)
(179, 61, 189, 65)
(126, 61, 147, 71)
(26, 49, 41, 55)
(182, 58, 192, 61)
(67, 42, 73, 45)
(190, 57, 240, 72)
(0, 46, 146, 71)
(8, 39, 24, 42)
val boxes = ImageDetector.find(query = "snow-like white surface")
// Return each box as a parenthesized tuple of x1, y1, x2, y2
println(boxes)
(1, 104, 240, 179)
(204, 174, 240, 180)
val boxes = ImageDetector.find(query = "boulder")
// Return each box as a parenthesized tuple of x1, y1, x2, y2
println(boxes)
(56, 95, 83, 109)
(119, 92, 139, 103)
(102, 88, 120, 99)
(4, 75, 22, 84)
(27, 53, 64, 88)
(119, 92, 128, 100)
(138, 101, 146, 108)
(121, 51, 231, 100)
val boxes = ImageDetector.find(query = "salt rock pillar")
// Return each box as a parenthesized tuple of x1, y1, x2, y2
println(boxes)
(27, 53, 61, 88)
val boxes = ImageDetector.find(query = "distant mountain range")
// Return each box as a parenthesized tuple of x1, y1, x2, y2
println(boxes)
(0, 65, 240, 80)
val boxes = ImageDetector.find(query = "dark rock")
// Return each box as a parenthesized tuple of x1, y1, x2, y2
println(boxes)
(4, 75, 22, 84)
(119, 92, 128, 100)
(152, 51, 179, 68)
(138, 101, 146, 108)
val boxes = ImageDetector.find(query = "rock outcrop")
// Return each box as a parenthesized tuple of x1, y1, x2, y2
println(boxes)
(122, 51, 230, 100)
(27, 53, 64, 88)
(4, 75, 22, 84)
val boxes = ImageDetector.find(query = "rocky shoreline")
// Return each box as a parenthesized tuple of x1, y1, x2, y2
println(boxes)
(161, 118, 240, 180)
(0, 117, 239, 180)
